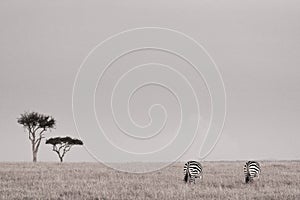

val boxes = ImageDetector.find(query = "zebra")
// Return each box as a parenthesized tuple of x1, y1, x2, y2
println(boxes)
(183, 160, 203, 184)
(244, 161, 261, 183)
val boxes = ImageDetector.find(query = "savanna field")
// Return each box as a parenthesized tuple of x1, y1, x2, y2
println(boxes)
(0, 161, 299, 200)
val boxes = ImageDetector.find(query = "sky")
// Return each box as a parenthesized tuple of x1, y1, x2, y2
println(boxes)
(0, 0, 299, 163)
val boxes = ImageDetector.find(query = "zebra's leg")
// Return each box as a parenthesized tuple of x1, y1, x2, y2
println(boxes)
(248, 176, 252, 183)
(190, 176, 195, 184)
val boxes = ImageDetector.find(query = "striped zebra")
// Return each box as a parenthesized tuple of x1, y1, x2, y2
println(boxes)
(183, 160, 203, 184)
(244, 161, 261, 183)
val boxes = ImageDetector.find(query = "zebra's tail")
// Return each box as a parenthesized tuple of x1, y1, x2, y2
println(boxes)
(184, 171, 189, 183)
(245, 161, 251, 183)
(184, 162, 190, 183)
(245, 174, 251, 183)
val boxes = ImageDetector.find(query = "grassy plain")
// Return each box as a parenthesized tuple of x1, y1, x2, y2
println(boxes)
(0, 161, 299, 199)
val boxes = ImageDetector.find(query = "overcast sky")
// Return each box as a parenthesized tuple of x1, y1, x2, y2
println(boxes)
(0, 0, 299, 163)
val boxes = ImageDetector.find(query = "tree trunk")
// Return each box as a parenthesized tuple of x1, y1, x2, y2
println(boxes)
(33, 150, 37, 162)
(32, 140, 37, 163)
(59, 156, 63, 163)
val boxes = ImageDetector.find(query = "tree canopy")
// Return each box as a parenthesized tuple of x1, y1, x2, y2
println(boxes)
(18, 112, 55, 130)
(46, 137, 83, 146)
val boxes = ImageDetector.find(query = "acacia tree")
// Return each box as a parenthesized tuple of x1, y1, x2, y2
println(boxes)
(17, 112, 55, 162)
(46, 136, 83, 162)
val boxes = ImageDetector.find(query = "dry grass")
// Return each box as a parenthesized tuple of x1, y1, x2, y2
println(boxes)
(0, 161, 299, 199)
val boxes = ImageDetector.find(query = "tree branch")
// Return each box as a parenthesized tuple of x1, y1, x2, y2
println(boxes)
(58, 143, 67, 152)
(28, 125, 34, 141)
(34, 128, 46, 147)
(38, 128, 46, 137)
(32, 125, 40, 133)
(62, 145, 72, 158)
(53, 144, 56, 152)
(29, 132, 34, 141)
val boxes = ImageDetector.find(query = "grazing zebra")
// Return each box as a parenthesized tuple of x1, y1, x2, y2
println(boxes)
(244, 161, 261, 183)
(183, 160, 203, 184)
